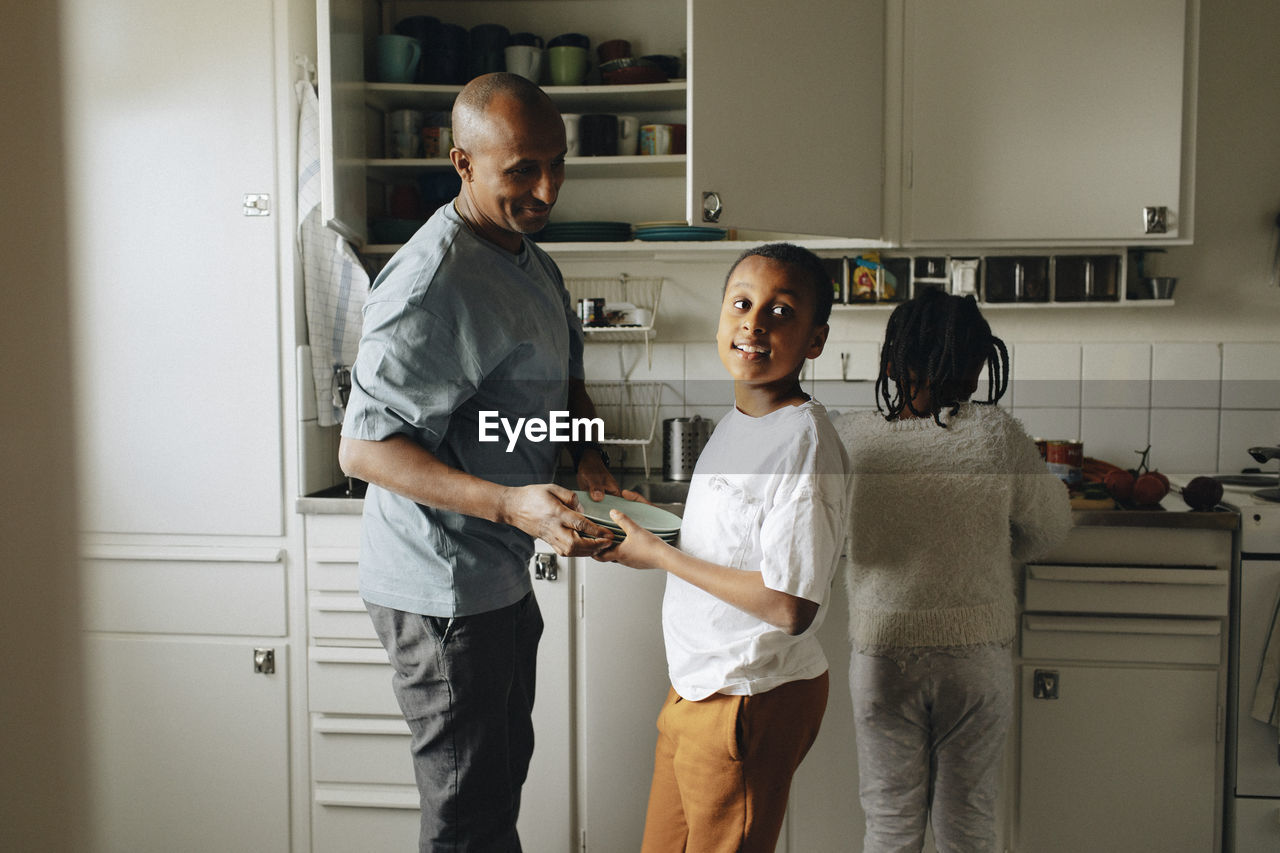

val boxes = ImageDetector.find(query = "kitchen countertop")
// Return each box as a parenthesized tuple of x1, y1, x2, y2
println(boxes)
(297, 474, 1242, 531)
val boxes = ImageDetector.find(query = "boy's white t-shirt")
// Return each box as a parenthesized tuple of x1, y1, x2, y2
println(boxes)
(663, 399, 851, 700)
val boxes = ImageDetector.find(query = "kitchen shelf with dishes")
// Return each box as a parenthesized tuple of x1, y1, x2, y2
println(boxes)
(360, 80, 687, 115)
(365, 154, 685, 180)
(820, 248, 1176, 311)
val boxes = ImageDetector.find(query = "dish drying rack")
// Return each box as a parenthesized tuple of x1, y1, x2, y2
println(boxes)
(585, 380, 663, 477)
(565, 275, 663, 365)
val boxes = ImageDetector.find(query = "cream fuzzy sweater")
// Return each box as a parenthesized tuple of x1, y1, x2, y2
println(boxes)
(833, 404, 1071, 649)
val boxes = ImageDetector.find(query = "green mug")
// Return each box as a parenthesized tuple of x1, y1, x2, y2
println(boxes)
(376, 34, 421, 83)
(547, 45, 588, 86)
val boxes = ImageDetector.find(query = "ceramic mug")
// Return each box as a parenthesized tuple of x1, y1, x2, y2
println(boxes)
(389, 109, 425, 158)
(616, 115, 639, 155)
(548, 45, 588, 85)
(579, 114, 618, 157)
(375, 34, 421, 83)
(561, 114, 581, 156)
(639, 123, 674, 156)
(503, 45, 544, 83)
(420, 125, 452, 158)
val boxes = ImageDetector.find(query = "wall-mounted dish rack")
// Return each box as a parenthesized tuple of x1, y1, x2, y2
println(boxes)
(584, 380, 663, 477)
(565, 275, 664, 365)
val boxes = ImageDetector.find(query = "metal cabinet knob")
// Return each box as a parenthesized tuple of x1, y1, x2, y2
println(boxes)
(533, 553, 558, 582)
(1143, 206, 1169, 234)
(701, 191, 722, 223)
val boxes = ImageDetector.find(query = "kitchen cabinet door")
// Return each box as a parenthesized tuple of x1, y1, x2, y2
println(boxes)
(319, 0, 370, 243)
(1017, 664, 1219, 852)
(85, 635, 290, 853)
(689, 0, 884, 239)
(521, 549, 576, 852)
(61, 0, 284, 535)
(576, 557, 670, 851)
(902, 0, 1194, 245)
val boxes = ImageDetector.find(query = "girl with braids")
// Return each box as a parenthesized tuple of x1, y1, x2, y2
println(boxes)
(834, 287, 1070, 852)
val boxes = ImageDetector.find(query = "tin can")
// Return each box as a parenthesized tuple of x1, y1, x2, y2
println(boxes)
(1045, 439, 1083, 487)
(577, 297, 606, 327)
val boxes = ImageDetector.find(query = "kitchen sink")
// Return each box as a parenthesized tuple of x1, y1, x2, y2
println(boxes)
(627, 479, 689, 513)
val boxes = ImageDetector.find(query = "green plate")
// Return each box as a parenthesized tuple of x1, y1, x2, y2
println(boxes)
(572, 491, 682, 532)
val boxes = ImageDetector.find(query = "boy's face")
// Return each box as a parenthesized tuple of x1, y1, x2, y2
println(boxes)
(716, 255, 828, 389)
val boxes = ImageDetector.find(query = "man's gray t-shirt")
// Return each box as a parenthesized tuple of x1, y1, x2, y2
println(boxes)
(341, 202, 584, 617)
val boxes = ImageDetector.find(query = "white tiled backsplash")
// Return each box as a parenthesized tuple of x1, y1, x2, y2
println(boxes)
(582, 340, 1280, 476)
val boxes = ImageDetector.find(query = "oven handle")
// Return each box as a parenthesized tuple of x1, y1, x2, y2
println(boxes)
(1027, 564, 1227, 586)
(1024, 614, 1221, 636)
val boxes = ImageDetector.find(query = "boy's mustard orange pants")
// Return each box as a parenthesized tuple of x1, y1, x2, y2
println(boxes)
(640, 671, 829, 853)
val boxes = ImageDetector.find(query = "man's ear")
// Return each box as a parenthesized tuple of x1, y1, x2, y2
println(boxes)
(449, 147, 472, 181)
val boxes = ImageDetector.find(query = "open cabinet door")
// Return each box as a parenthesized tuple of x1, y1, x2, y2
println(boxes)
(688, 0, 883, 238)
(319, 0, 368, 244)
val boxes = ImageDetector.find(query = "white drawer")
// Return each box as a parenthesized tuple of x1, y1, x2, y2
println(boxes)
(1024, 563, 1228, 617)
(310, 592, 379, 643)
(308, 647, 400, 716)
(311, 788, 419, 853)
(312, 716, 413, 786)
(305, 513, 364, 548)
(307, 548, 360, 592)
(1021, 614, 1221, 665)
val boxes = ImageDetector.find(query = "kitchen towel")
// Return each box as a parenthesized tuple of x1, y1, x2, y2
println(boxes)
(1250, 588, 1280, 764)
(296, 74, 369, 427)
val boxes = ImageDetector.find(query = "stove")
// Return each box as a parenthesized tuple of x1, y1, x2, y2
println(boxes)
(1211, 468, 1280, 851)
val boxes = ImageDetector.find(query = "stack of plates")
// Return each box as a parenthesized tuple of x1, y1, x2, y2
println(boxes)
(573, 491, 681, 543)
(634, 222, 727, 242)
(533, 221, 632, 242)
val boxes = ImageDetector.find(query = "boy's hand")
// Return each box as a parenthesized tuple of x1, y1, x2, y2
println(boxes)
(592, 509, 670, 570)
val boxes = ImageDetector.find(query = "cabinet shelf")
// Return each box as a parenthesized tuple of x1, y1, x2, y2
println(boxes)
(361, 80, 687, 114)
(830, 299, 1175, 312)
(365, 154, 685, 179)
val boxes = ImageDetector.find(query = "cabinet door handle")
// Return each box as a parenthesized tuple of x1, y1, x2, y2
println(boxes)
(701, 191, 722, 223)
(533, 553, 558, 582)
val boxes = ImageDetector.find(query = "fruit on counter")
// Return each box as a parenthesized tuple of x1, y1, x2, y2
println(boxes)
(1181, 475, 1225, 511)
(1082, 456, 1126, 483)
(1132, 472, 1171, 506)
(1103, 469, 1135, 501)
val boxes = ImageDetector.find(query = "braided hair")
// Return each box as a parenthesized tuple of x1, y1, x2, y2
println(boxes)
(875, 287, 1009, 426)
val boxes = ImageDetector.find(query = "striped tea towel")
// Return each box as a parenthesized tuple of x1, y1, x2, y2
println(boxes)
(296, 77, 368, 427)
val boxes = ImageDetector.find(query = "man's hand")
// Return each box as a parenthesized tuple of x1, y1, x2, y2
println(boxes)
(574, 449, 650, 505)
(497, 482, 618, 557)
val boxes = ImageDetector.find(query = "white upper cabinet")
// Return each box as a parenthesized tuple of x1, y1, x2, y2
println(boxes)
(62, 0, 284, 536)
(900, 0, 1195, 246)
(319, 0, 372, 243)
(689, 0, 885, 239)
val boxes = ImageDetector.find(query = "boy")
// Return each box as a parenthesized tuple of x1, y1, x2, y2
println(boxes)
(598, 242, 852, 852)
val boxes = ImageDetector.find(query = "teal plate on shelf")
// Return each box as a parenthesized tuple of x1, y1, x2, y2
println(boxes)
(634, 226, 727, 242)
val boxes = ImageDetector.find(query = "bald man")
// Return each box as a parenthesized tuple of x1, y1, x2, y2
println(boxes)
(340, 73, 636, 851)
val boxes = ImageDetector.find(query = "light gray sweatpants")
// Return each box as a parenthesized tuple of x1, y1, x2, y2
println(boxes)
(850, 644, 1012, 853)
